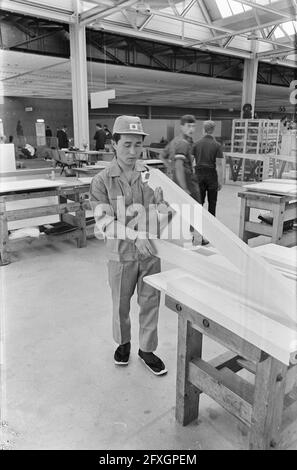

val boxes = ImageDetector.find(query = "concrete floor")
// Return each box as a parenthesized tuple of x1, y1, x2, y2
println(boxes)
(1, 184, 296, 450)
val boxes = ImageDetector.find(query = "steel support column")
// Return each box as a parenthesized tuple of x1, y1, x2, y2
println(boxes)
(241, 57, 259, 117)
(69, 23, 89, 149)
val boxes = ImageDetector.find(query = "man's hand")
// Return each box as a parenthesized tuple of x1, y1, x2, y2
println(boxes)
(135, 233, 155, 257)
(154, 186, 164, 204)
(217, 183, 223, 191)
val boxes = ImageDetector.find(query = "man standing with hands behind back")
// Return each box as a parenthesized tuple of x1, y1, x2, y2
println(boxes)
(193, 120, 224, 217)
(89, 115, 167, 376)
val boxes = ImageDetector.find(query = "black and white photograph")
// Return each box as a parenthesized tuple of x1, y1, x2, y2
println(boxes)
(0, 0, 296, 454)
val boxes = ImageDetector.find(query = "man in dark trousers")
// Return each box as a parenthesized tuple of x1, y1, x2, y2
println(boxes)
(160, 114, 204, 245)
(94, 123, 106, 151)
(193, 120, 224, 217)
(57, 125, 69, 149)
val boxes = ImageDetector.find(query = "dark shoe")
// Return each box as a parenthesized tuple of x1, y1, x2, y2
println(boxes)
(201, 237, 209, 246)
(138, 349, 167, 376)
(114, 342, 131, 366)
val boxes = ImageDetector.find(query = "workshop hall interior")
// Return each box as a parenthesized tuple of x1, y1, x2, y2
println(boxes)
(0, 0, 297, 451)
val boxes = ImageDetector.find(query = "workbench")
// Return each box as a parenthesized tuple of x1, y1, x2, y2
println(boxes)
(144, 250, 297, 450)
(0, 179, 89, 265)
(143, 169, 297, 450)
(238, 181, 297, 247)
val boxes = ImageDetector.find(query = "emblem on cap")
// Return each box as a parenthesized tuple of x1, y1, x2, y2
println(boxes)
(129, 123, 140, 131)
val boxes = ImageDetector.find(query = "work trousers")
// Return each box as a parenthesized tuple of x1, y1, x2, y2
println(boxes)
(108, 256, 161, 352)
(196, 168, 218, 216)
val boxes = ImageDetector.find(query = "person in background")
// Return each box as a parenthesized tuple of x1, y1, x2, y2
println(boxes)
(57, 125, 69, 149)
(45, 125, 52, 147)
(160, 114, 205, 245)
(103, 124, 113, 152)
(89, 115, 168, 376)
(16, 120, 23, 137)
(193, 120, 224, 217)
(46, 125, 52, 137)
(94, 123, 106, 151)
(16, 120, 25, 147)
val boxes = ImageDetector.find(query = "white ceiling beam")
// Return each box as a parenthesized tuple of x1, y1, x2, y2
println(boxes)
(168, 0, 179, 16)
(196, 0, 216, 38)
(255, 37, 294, 49)
(234, 0, 295, 21)
(138, 14, 154, 31)
(93, 20, 253, 58)
(148, 8, 236, 34)
(257, 47, 297, 58)
(261, 58, 296, 68)
(187, 18, 291, 46)
(0, 0, 77, 23)
(223, 36, 234, 48)
(79, 0, 138, 26)
(267, 25, 278, 39)
(181, 0, 196, 17)
(121, 9, 138, 30)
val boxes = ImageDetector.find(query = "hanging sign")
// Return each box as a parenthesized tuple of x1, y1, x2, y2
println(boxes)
(90, 89, 116, 109)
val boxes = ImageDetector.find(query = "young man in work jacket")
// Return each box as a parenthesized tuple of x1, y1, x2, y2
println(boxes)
(193, 120, 224, 217)
(89, 115, 167, 376)
(160, 114, 205, 245)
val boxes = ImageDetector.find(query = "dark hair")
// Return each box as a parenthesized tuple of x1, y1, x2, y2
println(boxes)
(180, 114, 196, 125)
(112, 133, 145, 144)
(96, 123, 102, 127)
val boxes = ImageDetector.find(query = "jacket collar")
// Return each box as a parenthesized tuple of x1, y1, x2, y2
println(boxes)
(108, 158, 147, 177)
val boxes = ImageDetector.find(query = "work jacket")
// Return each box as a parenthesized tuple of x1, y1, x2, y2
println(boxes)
(89, 158, 159, 261)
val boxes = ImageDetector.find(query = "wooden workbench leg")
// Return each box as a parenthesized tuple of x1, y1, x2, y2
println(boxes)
(238, 197, 250, 244)
(271, 201, 285, 245)
(176, 316, 203, 426)
(0, 201, 10, 265)
(76, 207, 87, 248)
(249, 355, 287, 450)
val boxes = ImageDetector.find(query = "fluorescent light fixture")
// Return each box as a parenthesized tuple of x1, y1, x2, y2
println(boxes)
(36, 119, 44, 122)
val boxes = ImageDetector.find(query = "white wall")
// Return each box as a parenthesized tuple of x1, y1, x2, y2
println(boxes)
(88, 118, 222, 148)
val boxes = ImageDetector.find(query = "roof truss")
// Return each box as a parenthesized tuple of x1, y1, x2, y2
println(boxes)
(0, 0, 295, 66)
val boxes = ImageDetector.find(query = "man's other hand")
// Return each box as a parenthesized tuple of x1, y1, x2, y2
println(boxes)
(135, 234, 155, 257)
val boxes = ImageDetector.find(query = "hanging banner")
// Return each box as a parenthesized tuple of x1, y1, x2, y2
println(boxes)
(90, 89, 115, 109)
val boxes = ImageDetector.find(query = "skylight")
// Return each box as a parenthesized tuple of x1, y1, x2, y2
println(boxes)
(274, 21, 297, 38)
(216, 0, 252, 18)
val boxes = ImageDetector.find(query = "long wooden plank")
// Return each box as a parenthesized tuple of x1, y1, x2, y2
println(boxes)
(245, 221, 273, 237)
(151, 238, 296, 330)
(5, 203, 81, 221)
(243, 182, 297, 196)
(145, 270, 297, 365)
(0, 179, 67, 193)
(146, 169, 296, 323)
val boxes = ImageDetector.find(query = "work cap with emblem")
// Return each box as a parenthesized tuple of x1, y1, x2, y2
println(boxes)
(112, 115, 148, 136)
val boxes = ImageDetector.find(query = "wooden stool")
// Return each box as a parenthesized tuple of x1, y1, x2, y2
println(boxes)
(166, 295, 297, 450)
(238, 191, 297, 247)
